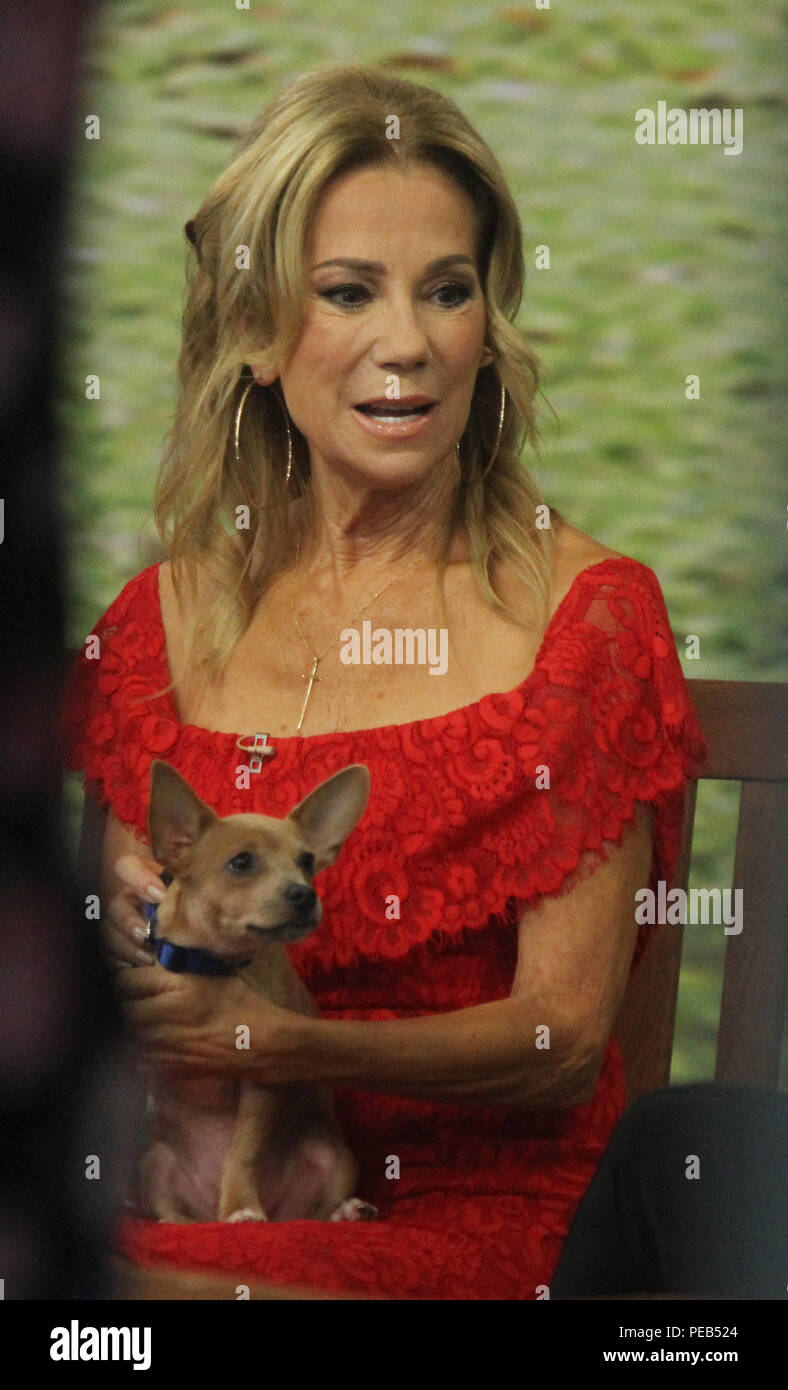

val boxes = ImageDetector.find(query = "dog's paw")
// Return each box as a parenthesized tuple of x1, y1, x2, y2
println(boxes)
(226, 1207, 268, 1224)
(329, 1198, 378, 1223)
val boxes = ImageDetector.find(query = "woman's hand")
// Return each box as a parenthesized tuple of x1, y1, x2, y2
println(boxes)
(113, 966, 297, 1081)
(103, 852, 167, 970)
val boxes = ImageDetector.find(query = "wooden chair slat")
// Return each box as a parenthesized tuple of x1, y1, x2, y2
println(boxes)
(687, 680, 788, 781)
(613, 784, 695, 1098)
(617, 680, 788, 1102)
(715, 781, 788, 1087)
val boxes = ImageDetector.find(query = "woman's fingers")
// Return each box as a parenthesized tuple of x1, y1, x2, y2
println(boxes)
(112, 851, 167, 902)
(101, 852, 167, 969)
(113, 969, 212, 1066)
(103, 892, 156, 967)
(112, 970, 260, 1075)
(103, 911, 153, 970)
(114, 963, 175, 1000)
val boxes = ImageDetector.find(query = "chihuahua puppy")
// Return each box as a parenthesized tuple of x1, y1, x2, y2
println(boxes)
(135, 758, 376, 1226)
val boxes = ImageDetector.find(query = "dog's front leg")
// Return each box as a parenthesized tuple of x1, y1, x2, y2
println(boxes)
(219, 1082, 282, 1223)
(313, 1141, 377, 1222)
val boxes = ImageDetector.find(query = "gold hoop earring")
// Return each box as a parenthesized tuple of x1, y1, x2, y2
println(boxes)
(480, 382, 506, 481)
(232, 378, 293, 502)
(457, 381, 506, 483)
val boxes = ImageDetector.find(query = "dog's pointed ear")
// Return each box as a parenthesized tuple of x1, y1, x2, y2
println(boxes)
(287, 764, 370, 872)
(147, 760, 217, 873)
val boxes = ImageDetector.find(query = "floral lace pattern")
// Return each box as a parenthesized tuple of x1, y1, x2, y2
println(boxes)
(59, 556, 706, 1299)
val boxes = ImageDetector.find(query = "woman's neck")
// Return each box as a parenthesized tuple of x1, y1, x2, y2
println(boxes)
(290, 457, 464, 589)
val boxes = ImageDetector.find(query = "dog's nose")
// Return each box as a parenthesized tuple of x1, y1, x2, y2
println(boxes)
(284, 883, 317, 912)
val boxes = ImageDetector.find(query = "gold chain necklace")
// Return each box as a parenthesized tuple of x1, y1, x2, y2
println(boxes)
(290, 540, 423, 732)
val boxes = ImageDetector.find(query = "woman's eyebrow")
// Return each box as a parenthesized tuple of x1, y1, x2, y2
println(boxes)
(310, 255, 476, 275)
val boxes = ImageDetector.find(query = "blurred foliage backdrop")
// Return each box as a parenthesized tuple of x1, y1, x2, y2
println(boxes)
(58, 0, 787, 1086)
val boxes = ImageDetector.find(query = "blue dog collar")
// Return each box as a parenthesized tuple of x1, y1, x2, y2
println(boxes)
(143, 874, 247, 975)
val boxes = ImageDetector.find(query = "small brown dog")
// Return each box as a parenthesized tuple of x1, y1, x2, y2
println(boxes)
(135, 758, 375, 1225)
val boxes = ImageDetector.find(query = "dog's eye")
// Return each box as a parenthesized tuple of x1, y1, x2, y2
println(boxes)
(227, 852, 257, 874)
(298, 851, 315, 874)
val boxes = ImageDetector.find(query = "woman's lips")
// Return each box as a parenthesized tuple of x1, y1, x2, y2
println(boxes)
(352, 402, 437, 438)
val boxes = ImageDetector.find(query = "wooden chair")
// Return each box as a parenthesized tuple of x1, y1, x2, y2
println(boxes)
(614, 680, 788, 1102)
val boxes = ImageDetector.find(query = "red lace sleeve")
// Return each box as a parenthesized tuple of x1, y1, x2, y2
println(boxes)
(495, 560, 708, 971)
(57, 564, 168, 847)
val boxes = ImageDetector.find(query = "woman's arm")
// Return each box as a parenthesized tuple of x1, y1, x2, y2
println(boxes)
(271, 809, 652, 1107)
(117, 809, 652, 1109)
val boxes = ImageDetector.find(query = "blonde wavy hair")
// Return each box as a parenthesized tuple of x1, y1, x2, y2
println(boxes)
(153, 61, 558, 698)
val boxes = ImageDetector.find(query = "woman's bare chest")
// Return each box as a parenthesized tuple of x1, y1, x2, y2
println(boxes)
(161, 560, 543, 739)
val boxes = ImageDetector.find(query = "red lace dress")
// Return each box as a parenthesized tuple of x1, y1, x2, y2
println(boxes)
(59, 555, 706, 1299)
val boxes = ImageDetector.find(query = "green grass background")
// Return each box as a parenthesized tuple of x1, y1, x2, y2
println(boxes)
(58, 0, 787, 1087)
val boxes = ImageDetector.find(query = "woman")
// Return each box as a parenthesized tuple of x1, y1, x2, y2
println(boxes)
(60, 62, 706, 1300)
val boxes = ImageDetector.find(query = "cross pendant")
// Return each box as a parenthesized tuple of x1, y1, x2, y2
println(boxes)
(297, 656, 321, 732)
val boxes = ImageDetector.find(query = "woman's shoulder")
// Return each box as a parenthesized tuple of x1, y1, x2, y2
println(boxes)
(86, 558, 162, 636)
(549, 521, 625, 615)
(157, 554, 212, 658)
(548, 521, 668, 632)
(158, 553, 219, 613)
